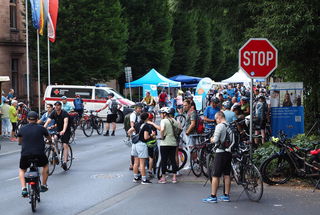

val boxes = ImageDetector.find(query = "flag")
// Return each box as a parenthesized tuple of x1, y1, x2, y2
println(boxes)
(39, 0, 45, 35)
(48, 0, 59, 43)
(29, 0, 41, 29)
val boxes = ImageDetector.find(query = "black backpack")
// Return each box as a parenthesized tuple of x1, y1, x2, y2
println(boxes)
(218, 123, 237, 152)
(110, 100, 118, 114)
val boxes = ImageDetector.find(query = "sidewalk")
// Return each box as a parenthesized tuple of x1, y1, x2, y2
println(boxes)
(0, 136, 21, 156)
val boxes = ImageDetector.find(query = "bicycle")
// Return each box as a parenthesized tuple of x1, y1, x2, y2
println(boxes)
(175, 114, 186, 129)
(260, 131, 320, 190)
(24, 159, 41, 212)
(45, 133, 73, 175)
(82, 110, 104, 137)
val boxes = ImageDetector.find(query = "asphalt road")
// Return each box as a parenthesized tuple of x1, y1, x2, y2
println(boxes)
(0, 126, 319, 215)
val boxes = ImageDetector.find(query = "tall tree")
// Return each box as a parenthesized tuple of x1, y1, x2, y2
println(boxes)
(48, 0, 128, 84)
(121, 0, 173, 79)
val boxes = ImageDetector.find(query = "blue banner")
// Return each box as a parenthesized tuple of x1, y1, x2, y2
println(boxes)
(142, 84, 158, 98)
(30, 0, 41, 29)
(270, 82, 304, 138)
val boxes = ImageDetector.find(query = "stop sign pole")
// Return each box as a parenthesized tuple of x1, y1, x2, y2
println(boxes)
(239, 38, 278, 149)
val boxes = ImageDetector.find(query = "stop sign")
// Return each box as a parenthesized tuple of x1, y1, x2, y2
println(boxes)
(239, 38, 278, 78)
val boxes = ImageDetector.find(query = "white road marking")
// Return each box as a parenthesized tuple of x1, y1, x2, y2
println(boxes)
(7, 176, 19, 181)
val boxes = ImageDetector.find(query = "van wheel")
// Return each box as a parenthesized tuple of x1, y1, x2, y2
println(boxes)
(116, 110, 124, 123)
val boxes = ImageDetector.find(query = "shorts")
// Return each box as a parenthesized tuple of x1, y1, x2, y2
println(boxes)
(107, 114, 117, 123)
(20, 154, 48, 170)
(254, 119, 266, 130)
(11, 122, 17, 132)
(148, 147, 154, 159)
(212, 152, 232, 177)
(60, 131, 71, 144)
(131, 141, 148, 158)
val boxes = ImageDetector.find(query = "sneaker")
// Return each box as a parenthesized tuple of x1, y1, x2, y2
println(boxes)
(132, 175, 141, 183)
(202, 196, 218, 203)
(141, 180, 152, 184)
(21, 188, 28, 197)
(218, 195, 230, 202)
(61, 162, 68, 171)
(158, 178, 167, 184)
(40, 185, 48, 192)
(148, 171, 153, 178)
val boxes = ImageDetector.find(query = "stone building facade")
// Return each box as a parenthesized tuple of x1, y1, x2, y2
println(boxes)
(0, 0, 27, 101)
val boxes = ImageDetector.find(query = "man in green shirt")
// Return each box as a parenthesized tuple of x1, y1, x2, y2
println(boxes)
(1, 99, 11, 138)
(9, 100, 18, 141)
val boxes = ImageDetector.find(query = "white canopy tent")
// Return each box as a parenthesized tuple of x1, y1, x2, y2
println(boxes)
(222, 69, 266, 83)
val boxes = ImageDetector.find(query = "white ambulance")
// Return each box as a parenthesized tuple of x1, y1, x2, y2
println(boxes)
(43, 84, 135, 122)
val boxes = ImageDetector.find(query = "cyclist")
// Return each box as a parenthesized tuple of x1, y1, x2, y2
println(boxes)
(158, 89, 168, 108)
(158, 107, 179, 184)
(253, 94, 268, 144)
(61, 96, 73, 113)
(222, 101, 237, 123)
(97, 93, 122, 136)
(183, 99, 196, 140)
(203, 97, 220, 131)
(38, 104, 56, 135)
(141, 91, 156, 112)
(17, 102, 29, 125)
(18, 111, 51, 197)
(44, 101, 71, 171)
(73, 94, 84, 118)
(203, 111, 231, 203)
(131, 112, 154, 184)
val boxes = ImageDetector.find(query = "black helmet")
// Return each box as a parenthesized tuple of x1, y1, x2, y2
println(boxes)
(108, 93, 114, 97)
(210, 97, 220, 104)
(27, 111, 38, 120)
(169, 107, 175, 115)
(54, 101, 62, 106)
(135, 102, 143, 108)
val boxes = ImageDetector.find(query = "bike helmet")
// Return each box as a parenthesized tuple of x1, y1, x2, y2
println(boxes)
(61, 96, 67, 100)
(134, 102, 143, 108)
(54, 101, 62, 106)
(108, 93, 114, 97)
(169, 107, 175, 115)
(222, 101, 232, 109)
(159, 107, 170, 114)
(18, 102, 24, 106)
(210, 97, 220, 104)
(27, 111, 38, 120)
(241, 96, 249, 102)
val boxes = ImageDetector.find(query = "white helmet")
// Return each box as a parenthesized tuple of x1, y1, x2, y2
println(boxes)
(159, 107, 170, 114)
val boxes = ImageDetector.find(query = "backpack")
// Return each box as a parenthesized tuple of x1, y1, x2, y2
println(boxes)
(168, 119, 182, 141)
(196, 115, 205, 134)
(218, 123, 237, 152)
(110, 99, 118, 114)
(124, 113, 131, 132)
(74, 98, 83, 110)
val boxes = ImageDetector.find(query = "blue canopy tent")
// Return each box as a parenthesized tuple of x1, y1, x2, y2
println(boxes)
(169, 75, 202, 88)
(125, 68, 181, 88)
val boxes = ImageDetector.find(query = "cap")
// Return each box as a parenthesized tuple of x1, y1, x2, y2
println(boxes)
(210, 97, 220, 104)
(54, 101, 62, 106)
(61, 96, 67, 100)
(27, 111, 38, 120)
(11, 100, 18, 104)
(222, 101, 232, 109)
(148, 113, 154, 120)
(134, 102, 143, 108)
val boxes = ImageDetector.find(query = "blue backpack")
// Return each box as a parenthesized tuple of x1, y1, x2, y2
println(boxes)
(74, 98, 83, 110)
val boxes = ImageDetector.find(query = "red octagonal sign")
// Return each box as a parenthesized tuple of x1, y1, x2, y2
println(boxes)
(239, 38, 278, 79)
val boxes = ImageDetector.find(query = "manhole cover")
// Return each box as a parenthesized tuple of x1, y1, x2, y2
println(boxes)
(91, 173, 124, 179)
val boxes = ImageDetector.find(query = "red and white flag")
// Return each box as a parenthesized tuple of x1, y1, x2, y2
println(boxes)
(47, 0, 59, 43)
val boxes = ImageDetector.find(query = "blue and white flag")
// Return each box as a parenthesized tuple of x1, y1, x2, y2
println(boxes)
(30, 0, 41, 29)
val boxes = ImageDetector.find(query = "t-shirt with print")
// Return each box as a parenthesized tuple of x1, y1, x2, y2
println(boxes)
(160, 118, 178, 147)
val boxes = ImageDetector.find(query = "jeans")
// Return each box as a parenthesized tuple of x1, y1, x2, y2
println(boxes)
(2, 118, 11, 135)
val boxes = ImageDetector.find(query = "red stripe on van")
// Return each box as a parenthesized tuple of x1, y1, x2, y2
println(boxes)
(44, 97, 106, 103)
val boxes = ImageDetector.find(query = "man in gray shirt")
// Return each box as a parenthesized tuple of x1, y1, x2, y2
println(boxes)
(203, 111, 232, 203)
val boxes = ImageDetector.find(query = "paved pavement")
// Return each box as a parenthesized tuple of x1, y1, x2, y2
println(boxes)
(0, 125, 319, 215)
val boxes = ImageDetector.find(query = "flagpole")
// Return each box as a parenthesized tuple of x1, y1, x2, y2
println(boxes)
(47, 0, 51, 86)
(25, 0, 30, 107)
(37, 31, 41, 115)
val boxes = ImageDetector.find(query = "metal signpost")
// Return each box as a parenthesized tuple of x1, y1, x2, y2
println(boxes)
(239, 38, 278, 155)
(125, 67, 133, 101)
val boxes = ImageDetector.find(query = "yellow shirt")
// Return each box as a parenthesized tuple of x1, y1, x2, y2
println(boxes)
(9, 106, 18, 123)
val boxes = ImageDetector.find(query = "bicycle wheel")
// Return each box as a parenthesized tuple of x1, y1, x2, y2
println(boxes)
(175, 114, 186, 129)
(153, 147, 159, 175)
(177, 148, 187, 170)
(243, 163, 264, 202)
(45, 146, 56, 176)
(190, 148, 202, 177)
(96, 118, 104, 135)
(30, 187, 37, 212)
(207, 153, 215, 183)
(200, 147, 210, 178)
(261, 154, 294, 185)
(69, 126, 76, 144)
(61, 145, 73, 170)
(82, 120, 93, 137)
